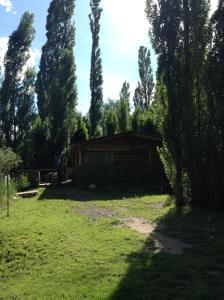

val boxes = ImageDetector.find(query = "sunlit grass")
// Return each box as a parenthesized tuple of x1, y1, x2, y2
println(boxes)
(0, 186, 223, 299)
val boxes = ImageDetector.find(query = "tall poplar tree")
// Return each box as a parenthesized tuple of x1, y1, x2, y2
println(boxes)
(117, 98, 130, 133)
(206, 0, 224, 207)
(89, 0, 103, 137)
(17, 67, 36, 151)
(0, 12, 35, 149)
(133, 85, 144, 111)
(146, 0, 210, 207)
(134, 46, 154, 111)
(36, 0, 77, 169)
(120, 81, 131, 110)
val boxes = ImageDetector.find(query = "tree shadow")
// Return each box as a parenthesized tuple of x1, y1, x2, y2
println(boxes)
(109, 207, 224, 300)
(37, 183, 165, 202)
(37, 184, 224, 298)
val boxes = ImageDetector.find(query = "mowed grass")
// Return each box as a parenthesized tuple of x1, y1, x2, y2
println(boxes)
(0, 185, 224, 300)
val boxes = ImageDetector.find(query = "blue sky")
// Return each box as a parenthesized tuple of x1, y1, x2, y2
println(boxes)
(0, 0, 219, 114)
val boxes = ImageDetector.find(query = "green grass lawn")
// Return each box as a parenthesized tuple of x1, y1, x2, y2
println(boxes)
(0, 185, 224, 300)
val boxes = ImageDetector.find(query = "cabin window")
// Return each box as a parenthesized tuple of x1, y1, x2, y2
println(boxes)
(82, 150, 112, 166)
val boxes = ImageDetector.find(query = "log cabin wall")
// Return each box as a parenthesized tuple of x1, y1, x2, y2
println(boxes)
(71, 133, 167, 186)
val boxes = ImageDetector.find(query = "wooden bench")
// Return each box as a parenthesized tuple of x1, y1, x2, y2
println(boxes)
(16, 190, 38, 198)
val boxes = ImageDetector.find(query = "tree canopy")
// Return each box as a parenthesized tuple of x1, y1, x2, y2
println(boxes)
(36, 0, 77, 169)
(0, 12, 35, 150)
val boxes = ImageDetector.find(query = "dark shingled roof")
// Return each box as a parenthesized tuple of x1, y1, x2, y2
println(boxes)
(71, 131, 161, 147)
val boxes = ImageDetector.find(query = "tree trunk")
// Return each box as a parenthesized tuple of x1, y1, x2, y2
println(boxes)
(175, 161, 184, 210)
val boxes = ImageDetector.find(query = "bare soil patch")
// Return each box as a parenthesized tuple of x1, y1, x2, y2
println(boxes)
(121, 217, 191, 255)
(147, 201, 167, 209)
(76, 206, 118, 220)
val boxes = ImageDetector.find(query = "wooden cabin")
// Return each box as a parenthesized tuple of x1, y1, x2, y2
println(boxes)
(70, 132, 167, 186)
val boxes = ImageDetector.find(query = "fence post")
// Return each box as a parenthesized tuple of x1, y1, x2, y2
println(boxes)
(5, 175, 10, 217)
(4, 176, 7, 214)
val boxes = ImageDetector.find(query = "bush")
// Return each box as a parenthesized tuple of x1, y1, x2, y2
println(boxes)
(0, 148, 21, 176)
(0, 148, 22, 209)
(13, 175, 29, 191)
(0, 176, 4, 205)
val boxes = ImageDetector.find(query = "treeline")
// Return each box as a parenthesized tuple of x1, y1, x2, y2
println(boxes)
(146, 0, 224, 208)
(1, 0, 223, 209)
(0, 0, 155, 172)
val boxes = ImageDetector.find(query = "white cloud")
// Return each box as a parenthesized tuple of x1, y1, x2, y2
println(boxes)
(0, 37, 9, 71)
(102, 0, 149, 56)
(76, 69, 138, 113)
(103, 71, 137, 101)
(0, 36, 40, 75)
(102, 0, 219, 55)
(98, 0, 150, 108)
(103, 72, 138, 100)
(0, 0, 16, 14)
(211, 0, 218, 13)
(26, 48, 41, 69)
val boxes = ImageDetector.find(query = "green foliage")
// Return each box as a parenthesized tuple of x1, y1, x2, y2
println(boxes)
(0, 12, 35, 149)
(105, 110, 118, 135)
(146, 0, 212, 208)
(117, 98, 130, 133)
(103, 97, 132, 135)
(13, 174, 29, 191)
(102, 100, 117, 135)
(0, 130, 5, 148)
(133, 46, 154, 111)
(103, 99, 119, 112)
(150, 82, 168, 134)
(132, 106, 142, 131)
(120, 81, 131, 110)
(205, 1, 224, 207)
(0, 177, 18, 207)
(36, 0, 77, 169)
(132, 106, 156, 134)
(17, 67, 36, 154)
(0, 178, 3, 204)
(0, 148, 21, 175)
(158, 145, 176, 189)
(93, 126, 103, 138)
(89, 0, 103, 137)
(72, 114, 89, 143)
(24, 116, 51, 169)
(133, 85, 144, 111)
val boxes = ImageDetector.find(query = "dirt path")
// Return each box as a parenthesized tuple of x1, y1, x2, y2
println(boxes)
(75, 204, 190, 255)
(121, 217, 191, 255)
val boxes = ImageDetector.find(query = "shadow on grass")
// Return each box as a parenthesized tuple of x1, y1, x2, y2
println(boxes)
(37, 184, 224, 299)
(38, 183, 165, 202)
(109, 207, 224, 300)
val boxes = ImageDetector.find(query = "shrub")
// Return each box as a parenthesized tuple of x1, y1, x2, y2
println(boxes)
(0, 148, 21, 176)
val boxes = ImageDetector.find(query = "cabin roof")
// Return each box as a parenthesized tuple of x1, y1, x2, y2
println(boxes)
(71, 131, 161, 148)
